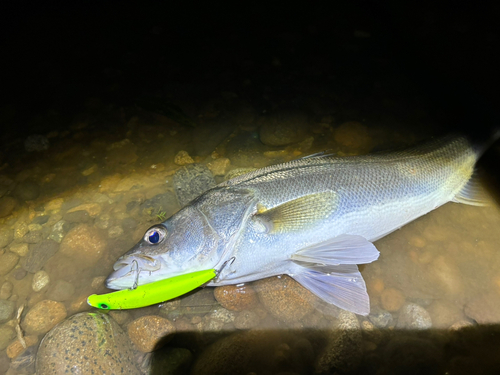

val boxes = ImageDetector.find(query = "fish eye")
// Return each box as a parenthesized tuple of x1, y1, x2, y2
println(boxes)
(99, 303, 110, 310)
(144, 226, 167, 244)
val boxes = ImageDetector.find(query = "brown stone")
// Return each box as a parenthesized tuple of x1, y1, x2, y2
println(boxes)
(6, 335, 38, 359)
(214, 284, 259, 311)
(60, 224, 107, 267)
(127, 315, 176, 352)
(380, 288, 405, 312)
(23, 300, 67, 335)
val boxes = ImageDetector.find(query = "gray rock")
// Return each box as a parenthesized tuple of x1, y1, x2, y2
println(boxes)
(36, 312, 140, 374)
(60, 198, 83, 212)
(32, 215, 50, 225)
(0, 300, 15, 323)
(22, 230, 44, 243)
(0, 325, 15, 350)
(14, 180, 40, 201)
(24, 134, 49, 152)
(172, 164, 215, 207)
(46, 279, 75, 302)
(63, 210, 91, 223)
(368, 306, 394, 328)
(23, 239, 59, 273)
(259, 109, 309, 146)
(396, 303, 432, 329)
(0, 227, 14, 248)
(49, 219, 70, 243)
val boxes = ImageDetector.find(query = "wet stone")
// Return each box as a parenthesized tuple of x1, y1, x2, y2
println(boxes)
(36, 312, 140, 375)
(0, 251, 19, 275)
(22, 230, 44, 244)
(180, 287, 217, 315)
(214, 284, 259, 311)
(9, 242, 29, 256)
(172, 164, 215, 206)
(23, 239, 59, 273)
(13, 268, 27, 280)
(31, 215, 50, 225)
(0, 300, 16, 322)
(396, 303, 432, 329)
(127, 315, 176, 353)
(368, 306, 393, 328)
(381, 287, 406, 312)
(141, 192, 180, 219)
(10, 344, 37, 373)
(174, 150, 195, 165)
(32, 270, 50, 292)
(46, 279, 75, 302)
(0, 226, 14, 248)
(13, 180, 40, 201)
(234, 310, 261, 329)
(0, 325, 16, 350)
(23, 300, 67, 335)
(7, 335, 38, 359)
(49, 219, 70, 243)
(0, 196, 17, 218)
(255, 276, 315, 323)
(63, 210, 91, 223)
(60, 198, 82, 212)
(59, 224, 107, 267)
(0, 281, 13, 300)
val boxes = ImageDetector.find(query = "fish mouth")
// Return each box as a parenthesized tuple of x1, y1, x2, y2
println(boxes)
(105, 254, 163, 290)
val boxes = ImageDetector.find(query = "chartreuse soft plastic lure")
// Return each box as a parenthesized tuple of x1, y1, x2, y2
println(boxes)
(87, 269, 217, 310)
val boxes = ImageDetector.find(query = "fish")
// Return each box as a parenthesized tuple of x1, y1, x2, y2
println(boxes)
(105, 133, 494, 315)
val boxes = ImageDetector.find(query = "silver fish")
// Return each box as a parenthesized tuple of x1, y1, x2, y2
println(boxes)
(106, 134, 491, 315)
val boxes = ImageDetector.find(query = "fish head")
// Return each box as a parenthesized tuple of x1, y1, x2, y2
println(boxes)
(105, 202, 235, 290)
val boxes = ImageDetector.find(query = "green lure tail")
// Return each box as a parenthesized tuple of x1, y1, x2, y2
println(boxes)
(87, 269, 217, 310)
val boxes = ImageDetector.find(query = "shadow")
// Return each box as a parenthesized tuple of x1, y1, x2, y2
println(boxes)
(145, 324, 500, 375)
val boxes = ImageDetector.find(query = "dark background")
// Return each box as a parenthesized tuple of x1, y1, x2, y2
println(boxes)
(1, 0, 499, 140)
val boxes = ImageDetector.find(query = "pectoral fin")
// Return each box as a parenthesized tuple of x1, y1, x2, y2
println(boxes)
(292, 265, 370, 315)
(253, 191, 338, 234)
(291, 234, 380, 266)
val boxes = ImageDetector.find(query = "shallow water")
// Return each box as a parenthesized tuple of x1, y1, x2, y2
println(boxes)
(1, 99, 500, 374)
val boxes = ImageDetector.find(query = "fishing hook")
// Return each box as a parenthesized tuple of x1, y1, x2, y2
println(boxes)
(131, 260, 141, 290)
(215, 257, 236, 282)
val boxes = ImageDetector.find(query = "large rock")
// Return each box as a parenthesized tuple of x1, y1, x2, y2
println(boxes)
(172, 164, 215, 206)
(59, 224, 107, 267)
(22, 239, 59, 273)
(22, 300, 67, 335)
(36, 312, 140, 375)
(214, 284, 259, 311)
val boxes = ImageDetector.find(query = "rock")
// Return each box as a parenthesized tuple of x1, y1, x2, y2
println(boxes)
(46, 279, 75, 302)
(24, 134, 49, 152)
(6, 335, 38, 359)
(0, 227, 14, 248)
(179, 288, 217, 315)
(259, 109, 309, 146)
(464, 291, 500, 324)
(172, 164, 215, 206)
(36, 312, 140, 375)
(207, 157, 231, 176)
(381, 336, 443, 375)
(14, 180, 40, 201)
(67, 203, 101, 217)
(427, 300, 465, 328)
(255, 275, 315, 323)
(32, 215, 50, 225)
(23, 300, 67, 335)
(13, 268, 27, 280)
(214, 284, 259, 311)
(22, 230, 44, 243)
(14, 221, 28, 239)
(0, 251, 19, 275)
(0, 196, 17, 217)
(396, 303, 432, 329)
(60, 224, 107, 267)
(0, 300, 15, 322)
(368, 306, 394, 328)
(127, 315, 176, 352)
(23, 239, 59, 273)
(315, 310, 362, 373)
(174, 150, 195, 165)
(150, 347, 193, 375)
(449, 320, 474, 330)
(49, 219, 70, 243)
(9, 242, 29, 256)
(381, 287, 406, 312)
(333, 121, 371, 153)
(63, 210, 91, 223)
(234, 310, 261, 329)
(32, 270, 50, 292)
(108, 225, 124, 238)
(0, 281, 13, 300)
(9, 344, 37, 373)
(0, 325, 16, 350)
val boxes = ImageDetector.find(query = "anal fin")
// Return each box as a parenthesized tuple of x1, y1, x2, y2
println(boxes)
(453, 168, 490, 206)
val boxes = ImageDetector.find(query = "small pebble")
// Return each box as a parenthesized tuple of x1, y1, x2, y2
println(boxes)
(9, 243, 29, 257)
(174, 151, 195, 166)
(396, 303, 432, 329)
